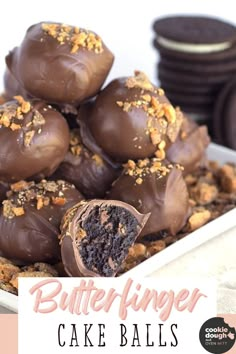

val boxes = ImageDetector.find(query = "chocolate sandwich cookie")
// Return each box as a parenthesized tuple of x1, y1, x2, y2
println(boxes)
(166, 111, 210, 174)
(52, 129, 121, 198)
(161, 81, 221, 95)
(164, 90, 214, 106)
(0, 180, 83, 264)
(0, 96, 70, 182)
(213, 80, 236, 149)
(160, 54, 236, 75)
(153, 38, 236, 62)
(60, 200, 149, 277)
(6, 22, 114, 105)
(108, 159, 190, 237)
(79, 71, 183, 164)
(153, 16, 236, 61)
(158, 63, 233, 85)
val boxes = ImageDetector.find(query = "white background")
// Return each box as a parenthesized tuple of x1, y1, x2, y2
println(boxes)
(0, 0, 236, 89)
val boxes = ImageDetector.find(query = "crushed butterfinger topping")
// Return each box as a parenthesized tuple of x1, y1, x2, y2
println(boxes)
(0, 97, 46, 146)
(12, 207, 25, 216)
(0, 260, 58, 294)
(24, 130, 35, 147)
(188, 209, 211, 231)
(14, 96, 31, 114)
(0, 97, 30, 130)
(2, 200, 17, 219)
(135, 177, 143, 185)
(219, 164, 236, 193)
(2, 180, 72, 219)
(32, 111, 46, 126)
(10, 123, 21, 131)
(36, 196, 44, 210)
(123, 158, 183, 184)
(52, 197, 66, 206)
(42, 23, 103, 54)
(155, 149, 166, 160)
(191, 183, 219, 205)
(68, 130, 104, 166)
(10, 271, 54, 289)
(69, 129, 83, 155)
(92, 154, 104, 166)
(125, 71, 154, 91)
(11, 181, 30, 192)
(0, 263, 20, 282)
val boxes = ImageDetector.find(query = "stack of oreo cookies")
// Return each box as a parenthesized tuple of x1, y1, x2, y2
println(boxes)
(153, 15, 236, 146)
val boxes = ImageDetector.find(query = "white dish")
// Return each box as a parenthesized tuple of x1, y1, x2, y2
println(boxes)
(0, 143, 235, 313)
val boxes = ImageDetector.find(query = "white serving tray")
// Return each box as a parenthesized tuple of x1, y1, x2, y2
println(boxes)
(0, 143, 235, 313)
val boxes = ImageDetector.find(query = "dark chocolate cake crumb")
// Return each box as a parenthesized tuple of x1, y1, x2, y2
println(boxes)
(79, 204, 140, 276)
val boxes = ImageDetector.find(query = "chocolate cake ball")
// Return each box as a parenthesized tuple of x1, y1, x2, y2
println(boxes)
(108, 158, 189, 237)
(60, 199, 149, 277)
(79, 71, 183, 163)
(53, 129, 121, 198)
(166, 110, 210, 174)
(3, 68, 28, 100)
(0, 96, 70, 182)
(0, 180, 83, 264)
(6, 22, 114, 105)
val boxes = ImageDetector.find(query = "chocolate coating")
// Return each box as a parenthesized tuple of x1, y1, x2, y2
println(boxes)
(52, 129, 121, 198)
(0, 181, 9, 203)
(108, 159, 190, 237)
(0, 180, 83, 264)
(80, 72, 182, 163)
(166, 112, 210, 174)
(6, 22, 114, 104)
(60, 199, 149, 277)
(0, 97, 70, 182)
(3, 67, 28, 100)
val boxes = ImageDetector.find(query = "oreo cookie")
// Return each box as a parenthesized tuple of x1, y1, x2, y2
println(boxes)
(158, 62, 233, 85)
(153, 16, 236, 61)
(213, 80, 236, 149)
(163, 90, 214, 106)
(161, 81, 221, 95)
(160, 54, 236, 75)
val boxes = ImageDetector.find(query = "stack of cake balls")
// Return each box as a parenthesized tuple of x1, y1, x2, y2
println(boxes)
(0, 21, 210, 278)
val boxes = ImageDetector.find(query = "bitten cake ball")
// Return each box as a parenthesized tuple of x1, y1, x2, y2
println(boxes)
(52, 129, 121, 198)
(80, 71, 183, 163)
(0, 180, 83, 264)
(0, 96, 70, 182)
(108, 158, 189, 237)
(60, 200, 149, 277)
(166, 109, 210, 174)
(6, 22, 114, 105)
